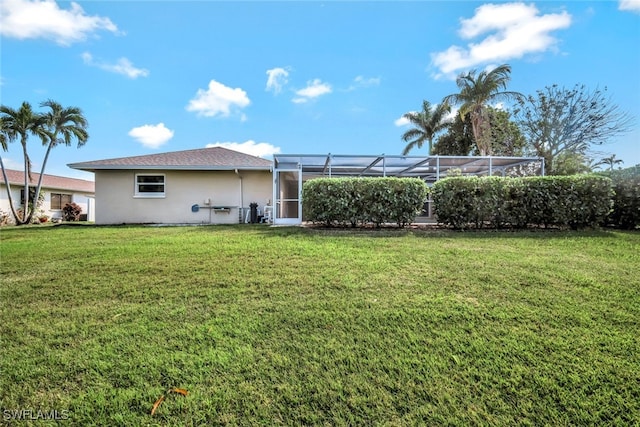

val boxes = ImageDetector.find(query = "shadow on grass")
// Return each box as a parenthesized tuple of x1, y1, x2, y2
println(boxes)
(255, 224, 627, 240)
(1, 222, 630, 241)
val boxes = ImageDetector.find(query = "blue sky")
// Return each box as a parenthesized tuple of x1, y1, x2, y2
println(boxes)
(1, 0, 639, 180)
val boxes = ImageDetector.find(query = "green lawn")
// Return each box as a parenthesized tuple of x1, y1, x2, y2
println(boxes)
(0, 225, 638, 426)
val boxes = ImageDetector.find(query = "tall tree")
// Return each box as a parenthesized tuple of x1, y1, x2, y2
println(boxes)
(485, 107, 526, 156)
(432, 112, 475, 156)
(443, 64, 523, 156)
(0, 116, 20, 222)
(596, 154, 624, 172)
(400, 100, 451, 155)
(432, 108, 525, 157)
(514, 84, 633, 175)
(26, 100, 89, 223)
(0, 102, 47, 224)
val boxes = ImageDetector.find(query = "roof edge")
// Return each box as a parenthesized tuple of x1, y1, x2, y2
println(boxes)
(68, 164, 273, 172)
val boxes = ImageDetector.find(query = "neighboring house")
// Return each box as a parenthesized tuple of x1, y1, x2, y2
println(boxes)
(69, 147, 273, 225)
(0, 169, 95, 223)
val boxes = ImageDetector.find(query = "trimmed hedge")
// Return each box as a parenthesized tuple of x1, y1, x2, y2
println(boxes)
(302, 177, 428, 227)
(608, 176, 640, 229)
(432, 175, 614, 230)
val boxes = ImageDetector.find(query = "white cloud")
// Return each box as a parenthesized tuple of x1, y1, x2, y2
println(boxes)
(186, 80, 251, 118)
(349, 75, 381, 90)
(0, 157, 25, 171)
(0, 0, 119, 46)
(82, 52, 149, 79)
(431, 3, 571, 79)
(128, 123, 174, 149)
(292, 79, 332, 103)
(619, 0, 640, 13)
(446, 106, 459, 122)
(395, 105, 458, 127)
(394, 116, 411, 127)
(266, 67, 289, 94)
(206, 140, 281, 158)
(492, 102, 506, 111)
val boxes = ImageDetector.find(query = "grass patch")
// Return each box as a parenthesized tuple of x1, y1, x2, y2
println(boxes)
(1, 225, 638, 425)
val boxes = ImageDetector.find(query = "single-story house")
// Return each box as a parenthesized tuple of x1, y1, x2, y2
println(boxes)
(68, 147, 273, 225)
(69, 146, 543, 226)
(0, 169, 95, 223)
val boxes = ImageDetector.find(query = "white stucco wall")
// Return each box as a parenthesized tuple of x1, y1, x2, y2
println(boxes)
(0, 184, 93, 222)
(94, 169, 272, 224)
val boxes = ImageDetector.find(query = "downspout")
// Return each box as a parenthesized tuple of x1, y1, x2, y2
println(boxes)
(235, 169, 243, 223)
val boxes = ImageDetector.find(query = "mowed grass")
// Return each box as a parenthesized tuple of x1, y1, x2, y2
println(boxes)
(0, 225, 638, 426)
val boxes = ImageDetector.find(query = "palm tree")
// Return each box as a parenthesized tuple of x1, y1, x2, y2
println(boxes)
(401, 100, 451, 155)
(443, 64, 522, 156)
(0, 116, 21, 222)
(596, 154, 624, 172)
(0, 102, 47, 224)
(26, 100, 89, 223)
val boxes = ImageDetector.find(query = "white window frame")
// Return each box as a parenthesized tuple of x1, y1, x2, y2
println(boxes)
(134, 174, 166, 198)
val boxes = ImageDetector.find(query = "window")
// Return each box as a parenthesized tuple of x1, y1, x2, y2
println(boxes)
(19, 188, 37, 206)
(51, 193, 72, 210)
(135, 174, 165, 197)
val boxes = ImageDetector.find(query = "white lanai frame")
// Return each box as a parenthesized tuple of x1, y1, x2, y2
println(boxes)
(272, 154, 544, 225)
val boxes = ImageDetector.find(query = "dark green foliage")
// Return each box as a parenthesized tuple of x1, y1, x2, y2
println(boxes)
(432, 175, 613, 230)
(433, 112, 475, 156)
(62, 202, 82, 221)
(303, 177, 428, 227)
(486, 107, 527, 156)
(607, 176, 640, 229)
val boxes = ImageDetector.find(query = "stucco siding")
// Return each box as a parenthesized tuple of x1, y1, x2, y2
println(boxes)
(0, 184, 93, 222)
(94, 169, 272, 224)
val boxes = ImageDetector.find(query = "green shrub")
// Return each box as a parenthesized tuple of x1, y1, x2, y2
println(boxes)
(502, 178, 529, 228)
(608, 176, 640, 229)
(431, 177, 479, 230)
(432, 175, 613, 230)
(302, 177, 428, 227)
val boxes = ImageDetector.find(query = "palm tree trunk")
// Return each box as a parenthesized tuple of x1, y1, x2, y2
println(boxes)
(20, 135, 31, 224)
(471, 115, 488, 156)
(27, 141, 55, 224)
(0, 156, 20, 223)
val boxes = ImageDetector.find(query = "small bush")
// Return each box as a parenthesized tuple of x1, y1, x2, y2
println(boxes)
(431, 177, 478, 230)
(303, 177, 428, 227)
(62, 202, 83, 221)
(432, 175, 613, 230)
(0, 209, 11, 226)
(608, 176, 640, 229)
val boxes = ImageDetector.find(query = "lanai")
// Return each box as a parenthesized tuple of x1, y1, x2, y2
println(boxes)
(271, 154, 544, 225)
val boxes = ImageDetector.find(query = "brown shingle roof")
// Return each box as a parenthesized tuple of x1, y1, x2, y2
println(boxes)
(68, 147, 273, 171)
(0, 169, 95, 193)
